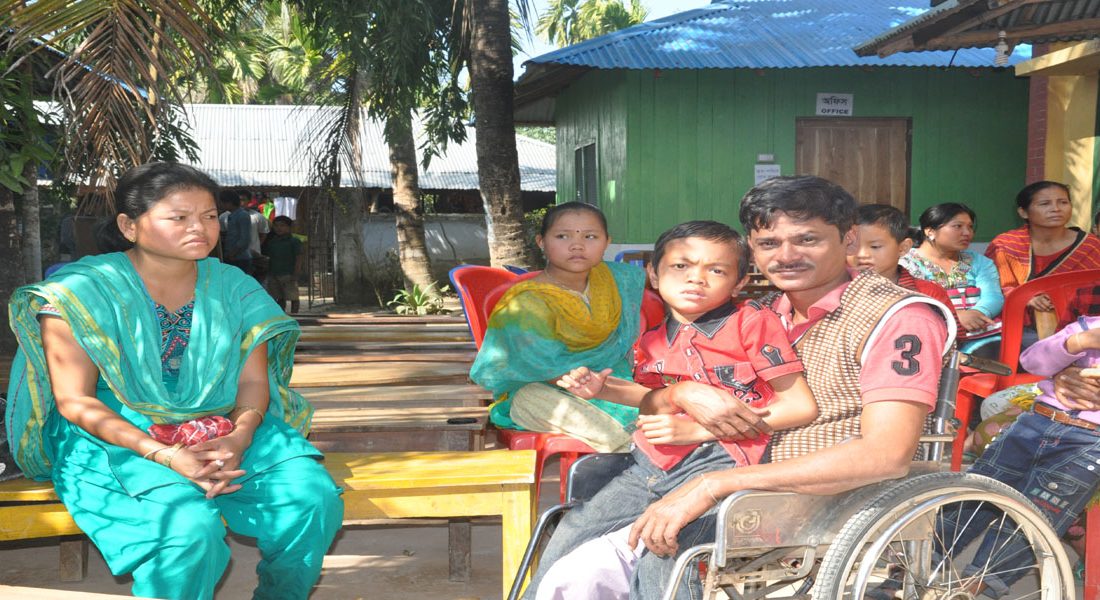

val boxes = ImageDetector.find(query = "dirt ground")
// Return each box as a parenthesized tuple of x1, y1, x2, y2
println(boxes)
(1, 522, 509, 599)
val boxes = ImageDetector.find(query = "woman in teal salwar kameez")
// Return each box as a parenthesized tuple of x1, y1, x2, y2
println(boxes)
(5, 163, 343, 600)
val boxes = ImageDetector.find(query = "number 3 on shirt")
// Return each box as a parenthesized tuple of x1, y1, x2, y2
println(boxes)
(891, 334, 922, 376)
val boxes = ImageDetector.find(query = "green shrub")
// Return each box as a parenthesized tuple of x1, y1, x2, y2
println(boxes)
(387, 282, 451, 315)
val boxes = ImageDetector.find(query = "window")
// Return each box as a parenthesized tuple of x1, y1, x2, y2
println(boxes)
(574, 143, 597, 205)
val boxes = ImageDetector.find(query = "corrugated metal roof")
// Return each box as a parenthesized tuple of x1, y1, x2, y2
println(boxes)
(856, 0, 1100, 56)
(523, 0, 1028, 70)
(177, 104, 555, 192)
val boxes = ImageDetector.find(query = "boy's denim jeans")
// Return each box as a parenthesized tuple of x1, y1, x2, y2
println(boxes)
(523, 442, 737, 600)
(939, 410, 1100, 597)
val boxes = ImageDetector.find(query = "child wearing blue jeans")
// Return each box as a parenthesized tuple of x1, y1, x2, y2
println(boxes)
(945, 315, 1100, 598)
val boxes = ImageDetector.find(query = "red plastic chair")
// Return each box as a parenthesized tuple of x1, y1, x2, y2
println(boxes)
(449, 265, 521, 349)
(1088, 504, 1100, 599)
(453, 264, 664, 502)
(451, 265, 597, 502)
(952, 269, 1100, 471)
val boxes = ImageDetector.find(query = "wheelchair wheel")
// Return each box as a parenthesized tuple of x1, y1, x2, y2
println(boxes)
(811, 472, 1074, 600)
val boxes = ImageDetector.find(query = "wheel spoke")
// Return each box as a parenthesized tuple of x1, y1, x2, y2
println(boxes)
(808, 474, 1074, 600)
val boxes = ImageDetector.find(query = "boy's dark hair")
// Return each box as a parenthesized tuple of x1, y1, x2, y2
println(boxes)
(739, 176, 857, 238)
(539, 201, 608, 236)
(1015, 180, 1069, 211)
(218, 188, 242, 207)
(856, 204, 910, 243)
(651, 220, 750, 279)
(273, 215, 293, 227)
(1093, 207, 1099, 229)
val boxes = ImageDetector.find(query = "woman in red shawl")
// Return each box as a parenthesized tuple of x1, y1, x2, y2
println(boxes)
(985, 181, 1100, 323)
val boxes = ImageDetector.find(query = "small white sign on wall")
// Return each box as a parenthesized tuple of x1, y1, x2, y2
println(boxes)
(754, 163, 781, 185)
(816, 93, 854, 116)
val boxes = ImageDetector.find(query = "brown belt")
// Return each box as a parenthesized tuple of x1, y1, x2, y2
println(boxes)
(1033, 403, 1099, 432)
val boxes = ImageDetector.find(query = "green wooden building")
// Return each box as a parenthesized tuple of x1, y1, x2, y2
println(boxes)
(515, 1, 1031, 245)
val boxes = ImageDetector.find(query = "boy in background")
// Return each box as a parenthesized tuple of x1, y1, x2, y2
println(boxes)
(849, 203, 959, 327)
(262, 216, 303, 313)
(528, 220, 818, 599)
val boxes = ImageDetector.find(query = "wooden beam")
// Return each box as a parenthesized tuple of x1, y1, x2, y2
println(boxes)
(933, 19, 1100, 48)
(935, 0, 1046, 40)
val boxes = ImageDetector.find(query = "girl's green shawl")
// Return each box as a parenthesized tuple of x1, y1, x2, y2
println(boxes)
(470, 261, 645, 429)
(6, 254, 310, 480)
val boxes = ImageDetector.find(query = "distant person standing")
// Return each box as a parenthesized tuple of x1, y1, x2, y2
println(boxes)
(217, 189, 253, 274)
(262, 216, 303, 313)
(58, 213, 76, 262)
(245, 196, 271, 282)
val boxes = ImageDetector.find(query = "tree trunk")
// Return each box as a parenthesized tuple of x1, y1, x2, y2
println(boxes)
(334, 189, 370, 305)
(468, 0, 537, 269)
(387, 111, 434, 292)
(20, 161, 41, 281)
(0, 186, 24, 352)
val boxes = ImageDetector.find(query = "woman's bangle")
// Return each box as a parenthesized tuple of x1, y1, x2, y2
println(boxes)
(230, 406, 265, 423)
(160, 444, 183, 469)
(142, 445, 168, 461)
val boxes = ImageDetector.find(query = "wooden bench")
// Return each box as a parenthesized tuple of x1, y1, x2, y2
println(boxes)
(290, 361, 472, 387)
(308, 406, 489, 453)
(296, 314, 465, 326)
(296, 323, 472, 344)
(0, 450, 536, 598)
(301, 383, 492, 453)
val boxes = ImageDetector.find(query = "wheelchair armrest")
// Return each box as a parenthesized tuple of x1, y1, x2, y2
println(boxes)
(711, 479, 906, 566)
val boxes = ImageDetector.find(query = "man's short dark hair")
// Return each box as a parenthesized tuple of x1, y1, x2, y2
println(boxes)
(856, 204, 910, 243)
(273, 215, 293, 227)
(739, 176, 857, 238)
(218, 189, 242, 207)
(651, 220, 750, 279)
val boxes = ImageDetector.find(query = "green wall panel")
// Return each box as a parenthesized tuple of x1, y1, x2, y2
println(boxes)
(554, 66, 1029, 243)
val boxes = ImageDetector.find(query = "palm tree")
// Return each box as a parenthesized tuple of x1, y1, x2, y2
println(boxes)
(0, 46, 56, 350)
(538, 0, 647, 47)
(466, 0, 535, 269)
(291, 0, 468, 299)
(1, 0, 219, 206)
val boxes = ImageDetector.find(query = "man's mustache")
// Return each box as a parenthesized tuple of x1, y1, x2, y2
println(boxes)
(768, 262, 812, 273)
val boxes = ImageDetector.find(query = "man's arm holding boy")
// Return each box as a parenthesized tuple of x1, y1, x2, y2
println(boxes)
(630, 303, 948, 556)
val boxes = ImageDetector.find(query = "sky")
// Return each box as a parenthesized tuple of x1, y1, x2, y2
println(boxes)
(512, 0, 711, 78)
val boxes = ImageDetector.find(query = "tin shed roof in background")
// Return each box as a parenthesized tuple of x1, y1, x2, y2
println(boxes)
(521, 0, 1027, 71)
(178, 104, 555, 192)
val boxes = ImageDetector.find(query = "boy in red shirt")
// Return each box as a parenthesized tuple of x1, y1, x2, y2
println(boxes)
(528, 220, 818, 599)
(849, 204, 960, 329)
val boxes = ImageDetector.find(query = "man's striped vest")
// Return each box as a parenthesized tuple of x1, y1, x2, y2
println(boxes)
(764, 271, 945, 463)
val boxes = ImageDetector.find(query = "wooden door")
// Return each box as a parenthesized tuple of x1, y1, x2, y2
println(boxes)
(795, 118, 911, 214)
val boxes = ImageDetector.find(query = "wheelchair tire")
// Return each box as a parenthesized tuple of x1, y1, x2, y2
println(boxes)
(811, 472, 1074, 600)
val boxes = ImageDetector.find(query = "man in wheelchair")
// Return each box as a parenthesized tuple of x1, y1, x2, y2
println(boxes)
(524, 176, 956, 599)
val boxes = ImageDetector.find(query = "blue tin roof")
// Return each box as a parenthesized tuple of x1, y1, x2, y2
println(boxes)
(523, 0, 1028, 70)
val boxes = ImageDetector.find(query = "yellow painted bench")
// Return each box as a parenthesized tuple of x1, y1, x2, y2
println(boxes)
(0, 449, 537, 597)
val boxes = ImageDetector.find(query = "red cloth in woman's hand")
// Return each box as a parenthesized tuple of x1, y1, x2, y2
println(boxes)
(149, 416, 233, 446)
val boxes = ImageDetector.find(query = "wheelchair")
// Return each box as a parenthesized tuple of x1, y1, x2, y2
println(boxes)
(507, 351, 1078, 600)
